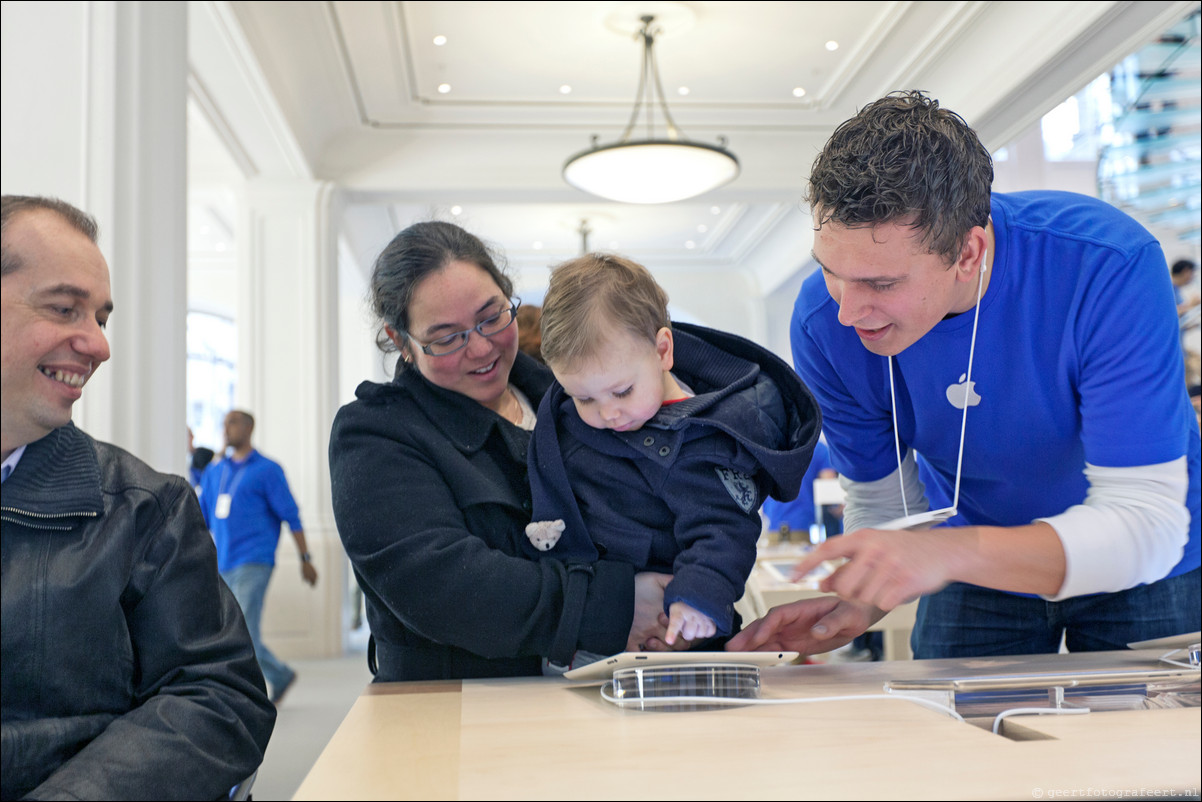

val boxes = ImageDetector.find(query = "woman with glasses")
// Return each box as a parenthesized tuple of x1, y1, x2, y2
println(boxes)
(329, 221, 670, 681)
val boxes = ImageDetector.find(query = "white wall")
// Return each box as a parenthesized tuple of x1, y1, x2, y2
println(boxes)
(337, 235, 392, 404)
(1, 3, 90, 203)
(2, 0, 189, 475)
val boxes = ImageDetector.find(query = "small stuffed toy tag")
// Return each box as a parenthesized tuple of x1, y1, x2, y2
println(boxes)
(525, 519, 566, 551)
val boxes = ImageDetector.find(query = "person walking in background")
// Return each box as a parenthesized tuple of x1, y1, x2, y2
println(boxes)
(200, 410, 317, 705)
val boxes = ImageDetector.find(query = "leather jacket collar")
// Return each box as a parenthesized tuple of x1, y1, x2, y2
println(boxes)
(1, 424, 103, 527)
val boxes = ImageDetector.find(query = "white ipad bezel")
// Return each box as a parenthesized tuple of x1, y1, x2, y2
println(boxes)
(1127, 631, 1201, 651)
(875, 506, 957, 531)
(562, 650, 799, 682)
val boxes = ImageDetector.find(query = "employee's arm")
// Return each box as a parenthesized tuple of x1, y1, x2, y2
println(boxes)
(794, 521, 1064, 612)
(790, 459, 1188, 611)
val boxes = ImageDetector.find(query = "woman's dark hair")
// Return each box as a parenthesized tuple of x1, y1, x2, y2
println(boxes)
(370, 221, 513, 367)
(806, 90, 993, 263)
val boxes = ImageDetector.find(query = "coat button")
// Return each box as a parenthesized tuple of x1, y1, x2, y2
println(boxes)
(659, 446, 671, 457)
(643, 436, 655, 447)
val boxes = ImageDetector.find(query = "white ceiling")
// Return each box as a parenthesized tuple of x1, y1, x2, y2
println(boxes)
(187, 0, 1197, 310)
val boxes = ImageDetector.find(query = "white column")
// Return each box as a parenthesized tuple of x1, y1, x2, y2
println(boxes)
(239, 178, 344, 658)
(0, 1, 188, 475)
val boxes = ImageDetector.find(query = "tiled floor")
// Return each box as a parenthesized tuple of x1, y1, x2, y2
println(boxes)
(251, 651, 372, 800)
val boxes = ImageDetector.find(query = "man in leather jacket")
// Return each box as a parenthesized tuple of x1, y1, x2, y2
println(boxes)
(1, 196, 275, 800)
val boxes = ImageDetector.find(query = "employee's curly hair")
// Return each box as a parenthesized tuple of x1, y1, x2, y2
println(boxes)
(806, 90, 993, 264)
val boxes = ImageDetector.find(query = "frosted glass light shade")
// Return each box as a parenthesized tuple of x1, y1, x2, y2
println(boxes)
(563, 140, 740, 204)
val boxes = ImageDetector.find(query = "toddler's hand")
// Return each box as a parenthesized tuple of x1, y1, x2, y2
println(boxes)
(665, 602, 716, 646)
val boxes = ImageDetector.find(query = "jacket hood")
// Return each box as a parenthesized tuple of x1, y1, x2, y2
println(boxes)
(547, 322, 821, 503)
(661, 322, 821, 502)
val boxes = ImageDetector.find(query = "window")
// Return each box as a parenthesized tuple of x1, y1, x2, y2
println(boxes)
(187, 311, 236, 454)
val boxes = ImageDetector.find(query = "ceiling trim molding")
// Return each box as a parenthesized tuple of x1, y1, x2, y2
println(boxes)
(353, 119, 841, 133)
(876, 1, 989, 99)
(726, 204, 797, 264)
(816, 0, 914, 110)
(971, 0, 1198, 149)
(329, 0, 944, 128)
(196, 0, 313, 179)
(387, 97, 831, 112)
(700, 202, 747, 251)
(187, 70, 259, 179)
(395, 1, 421, 103)
(322, 0, 371, 126)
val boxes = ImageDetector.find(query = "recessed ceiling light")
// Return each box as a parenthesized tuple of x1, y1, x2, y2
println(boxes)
(677, 86, 690, 96)
(433, 35, 447, 46)
(711, 206, 721, 215)
(560, 85, 572, 95)
(792, 87, 807, 98)
(825, 40, 839, 51)
(533, 241, 543, 250)
(437, 83, 451, 94)
(697, 224, 708, 233)
(685, 240, 696, 249)
(450, 205, 462, 216)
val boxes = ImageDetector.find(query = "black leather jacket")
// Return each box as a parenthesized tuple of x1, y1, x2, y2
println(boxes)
(1, 423, 276, 800)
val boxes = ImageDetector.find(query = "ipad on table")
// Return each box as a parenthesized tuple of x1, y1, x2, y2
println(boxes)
(1127, 631, 1201, 651)
(875, 506, 957, 531)
(885, 666, 1200, 693)
(562, 650, 799, 682)
(760, 557, 832, 584)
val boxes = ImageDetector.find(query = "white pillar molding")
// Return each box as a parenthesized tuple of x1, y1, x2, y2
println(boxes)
(0, 1, 188, 474)
(98, 1, 189, 475)
(239, 178, 344, 658)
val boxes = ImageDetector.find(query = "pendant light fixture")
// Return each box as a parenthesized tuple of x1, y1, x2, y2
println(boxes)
(562, 15, 740, 204)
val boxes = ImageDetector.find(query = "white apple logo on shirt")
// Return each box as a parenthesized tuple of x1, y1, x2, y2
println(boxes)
(946, 373, 982, 409)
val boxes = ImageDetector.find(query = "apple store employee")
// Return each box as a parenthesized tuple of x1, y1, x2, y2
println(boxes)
(749, 92, 1200, 660)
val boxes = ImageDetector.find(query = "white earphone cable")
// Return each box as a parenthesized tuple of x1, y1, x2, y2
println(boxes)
(889, 245, 989, 518)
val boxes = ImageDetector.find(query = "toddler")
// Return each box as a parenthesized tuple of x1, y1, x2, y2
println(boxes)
(525, 254, 821, 656)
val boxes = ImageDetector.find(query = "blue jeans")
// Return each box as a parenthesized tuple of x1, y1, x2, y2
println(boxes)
(221, 562, 294, 693)
(912, 568, 1201, 658)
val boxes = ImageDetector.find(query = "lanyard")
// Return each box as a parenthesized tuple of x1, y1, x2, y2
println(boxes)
(218, 456, 252, 503)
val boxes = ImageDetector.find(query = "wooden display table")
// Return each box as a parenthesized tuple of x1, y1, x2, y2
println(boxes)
(294, 649, 1200, 801)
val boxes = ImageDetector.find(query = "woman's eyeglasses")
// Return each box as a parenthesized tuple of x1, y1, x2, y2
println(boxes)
(407, 300, 521, 356)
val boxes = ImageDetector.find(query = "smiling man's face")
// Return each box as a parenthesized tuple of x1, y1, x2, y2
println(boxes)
(1, 209, 113, 457)
(813, 219, 984, 357)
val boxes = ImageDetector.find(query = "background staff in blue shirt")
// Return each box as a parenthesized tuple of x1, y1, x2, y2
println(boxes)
(200, 409, 317, 704)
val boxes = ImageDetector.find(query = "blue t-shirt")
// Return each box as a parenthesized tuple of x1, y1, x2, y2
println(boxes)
(761, 440, 832, 532)
(792, 190, 1200, 582)
(198, 450, 304, 573)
